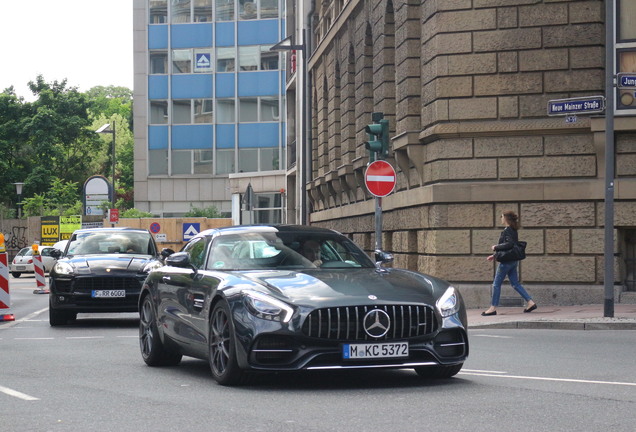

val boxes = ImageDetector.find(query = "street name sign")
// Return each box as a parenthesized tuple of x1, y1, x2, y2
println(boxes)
(365, 160, 396, 197)
(547, 96, 605, 116)
(617, 73, 636, 88)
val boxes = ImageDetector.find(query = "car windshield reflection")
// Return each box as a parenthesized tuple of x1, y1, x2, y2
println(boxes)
(66, 232, 154, 256)
(206, 232, 375, 270)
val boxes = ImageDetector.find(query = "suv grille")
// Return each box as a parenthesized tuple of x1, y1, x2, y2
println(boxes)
(72, 277, 142, 292)
(301, 305, 438, 341)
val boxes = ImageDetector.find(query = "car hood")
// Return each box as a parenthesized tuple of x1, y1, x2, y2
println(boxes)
(62, 254, 157, 273)
(232, 268, 449, 307)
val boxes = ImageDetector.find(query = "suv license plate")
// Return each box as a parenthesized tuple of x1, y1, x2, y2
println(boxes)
(92, 290, 126, 298)
(342, 342, 409, 360)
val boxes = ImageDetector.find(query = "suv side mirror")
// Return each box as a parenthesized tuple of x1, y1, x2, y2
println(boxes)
(165, 252, 194, 269)
(50, 249, 63, 259)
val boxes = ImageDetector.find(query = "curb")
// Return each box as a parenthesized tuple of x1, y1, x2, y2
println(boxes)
(469, 321, 636, 330)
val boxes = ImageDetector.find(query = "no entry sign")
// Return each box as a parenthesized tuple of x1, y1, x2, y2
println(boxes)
(365, 160, 396, 197)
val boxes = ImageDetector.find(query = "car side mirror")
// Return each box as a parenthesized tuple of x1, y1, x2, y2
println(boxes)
(50, 249, 62, 259)
(374, 250, 394, 267)
(165, 251, 195, 270)
(161, 248, 175, 259)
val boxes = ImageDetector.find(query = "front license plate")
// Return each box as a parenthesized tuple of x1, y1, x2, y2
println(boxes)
(92, 290, 126, 298)
(342, 342, 409, 360)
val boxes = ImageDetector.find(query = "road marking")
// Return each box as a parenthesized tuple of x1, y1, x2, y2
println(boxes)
(472, 334, 513, 339)
(117, 335, 138, 338)
(460, 370, 636, 387)
(66, 336, 105, 340)
(0, 385, 39, 401)
(0, 307, 48, 329)
(14, 337, 54, 340)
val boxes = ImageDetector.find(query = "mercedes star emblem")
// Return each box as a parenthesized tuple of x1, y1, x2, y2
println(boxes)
(363, 309, 391, 338)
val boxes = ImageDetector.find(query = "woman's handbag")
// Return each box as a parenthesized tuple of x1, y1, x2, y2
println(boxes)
(496, 241, 527, 262)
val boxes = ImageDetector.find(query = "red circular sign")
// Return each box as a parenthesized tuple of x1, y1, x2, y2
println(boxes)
(364, 160, 396, 197)
(150, 222, 161, 233)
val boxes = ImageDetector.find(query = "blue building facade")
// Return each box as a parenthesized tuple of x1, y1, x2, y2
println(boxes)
(134, 0, 286, 220)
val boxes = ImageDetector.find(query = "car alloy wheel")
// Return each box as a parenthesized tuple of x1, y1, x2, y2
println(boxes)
(209, 301, 244, 386)
(139, 295, 182, 366)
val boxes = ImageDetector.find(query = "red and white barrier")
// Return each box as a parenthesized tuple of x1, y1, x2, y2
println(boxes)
(32, 252, 49, 295)
(0, 252, 14, 322)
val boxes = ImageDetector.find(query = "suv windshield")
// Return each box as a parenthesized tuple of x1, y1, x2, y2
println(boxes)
(67, 231, 155, 256)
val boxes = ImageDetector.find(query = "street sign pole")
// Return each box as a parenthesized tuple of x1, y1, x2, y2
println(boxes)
(604, 0, 615, 318)
(365, 160, 396, 252)
(375, 197, 382, 251)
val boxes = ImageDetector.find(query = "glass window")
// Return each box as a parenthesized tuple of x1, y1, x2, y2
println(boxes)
(216, 149, 235, 174)
(216, 0, 234, 21)
(173, 100, 192, 124)
(173, 49, 192, 74)
(149, 149, 169, 175)
(239, 98, 258, 122)
(260, 96, 279, 121)
(193, 0, 212, 22)
(194, 99, 214, 123)
(171, 0, 191, 23)
(239, 0, 257, 20)
(150, 51, 168, 74)
(260, 46, 278, 70)
(217, 47, 235, 72)
(217, 99, 235, 122)
(194, 150, 213, 173)
(172, 150, 192, 174)
(150, 101, 168, 124)
(149, 0, 167, 23)
(619, 0, 636, 41)
(260, 147, 279, 171)
(182, 237, 207, 268)
(260, 0, 278, 19)
(239, 148, 258, 172)
(239, 46, 259, 71)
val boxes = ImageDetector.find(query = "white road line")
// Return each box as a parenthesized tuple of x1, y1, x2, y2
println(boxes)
(0, 307, 48, 329)
(460, 370, 636, 387)
(472, 334, 513, 339)
(14, 337, 54, 340)
(117, 335, 138, 338)
(0, 385, 39, 401)
(65, 336, 105, 340)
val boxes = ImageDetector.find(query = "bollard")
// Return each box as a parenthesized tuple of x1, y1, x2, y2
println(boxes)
(32, 244, 49, 295)
(0, 234, 14, 322)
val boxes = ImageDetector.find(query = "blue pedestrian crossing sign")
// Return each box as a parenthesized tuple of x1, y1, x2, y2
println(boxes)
(183, 223, 200, 241)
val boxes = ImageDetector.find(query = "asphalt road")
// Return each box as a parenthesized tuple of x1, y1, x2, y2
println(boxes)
(2, 277, 636, 432)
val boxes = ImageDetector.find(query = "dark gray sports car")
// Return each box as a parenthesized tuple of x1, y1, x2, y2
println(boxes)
(139, 225, 468, 386)
(48, 228, 162, 326)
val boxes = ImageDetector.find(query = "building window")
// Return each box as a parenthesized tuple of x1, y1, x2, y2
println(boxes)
(216, 148, 235, 174)
(172, 150, 192, 174)
(238, 0, 278, 20)
(238, 96, 279, 122)
(260, 45, 278, 70)
(150, 101, 168, 124)
(194, 0, 212, 22)
(238, 45, 278, 71)
(242, 192, 283, 224)
(149, 149, 169, 175)
(172, 100, 192, 124)
(149, 0, 167, 23)
(195, 99, 214, 123)
(171, 0, 191, 23)
(238, 0, 257, 20)
(217, 47, 236, 72)
(260, 0, 278, 19)
(217, 99, 236, 122)
(238, 147, 280, 172)
(260, 96, 279, 121)
(194, 149, 214, 173)
(216, 0, 234, 21)
(150, 51, 168, 74)
(173, 49, 192, 73)
(239, 98, 258, 122)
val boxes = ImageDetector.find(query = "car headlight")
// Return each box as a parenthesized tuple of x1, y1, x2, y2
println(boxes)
(243, 290, 294, 323)
(436, 286, 459, 318)
(53, 262, 74, 275)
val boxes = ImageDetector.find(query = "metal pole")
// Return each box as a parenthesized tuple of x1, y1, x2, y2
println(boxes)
(375, 197, 382, 251)
(604, 0, 615, 317)
(112, 123, 116, 204)
(301, 28, 310, 225)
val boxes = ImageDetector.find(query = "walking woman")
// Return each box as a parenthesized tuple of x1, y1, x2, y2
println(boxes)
(482, 210, 537, 316)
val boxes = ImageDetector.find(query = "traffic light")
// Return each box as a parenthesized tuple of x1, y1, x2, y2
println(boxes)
(364, 113, 390, 161)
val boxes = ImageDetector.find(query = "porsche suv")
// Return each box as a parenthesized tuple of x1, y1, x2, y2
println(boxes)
(48, 227, 162, 326)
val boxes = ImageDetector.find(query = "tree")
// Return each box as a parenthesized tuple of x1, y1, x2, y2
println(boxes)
(184, 206, 223, 218)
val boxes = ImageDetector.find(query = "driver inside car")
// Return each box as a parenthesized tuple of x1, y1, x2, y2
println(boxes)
(300, 239, 323, 267)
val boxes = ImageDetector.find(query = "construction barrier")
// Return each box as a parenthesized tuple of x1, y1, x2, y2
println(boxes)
(0, 233, 14, 321)
(32, 245, 49, 295)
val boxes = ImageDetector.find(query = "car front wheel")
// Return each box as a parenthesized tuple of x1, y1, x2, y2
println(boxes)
(209, 300, 245, 386)
(139, 294, 182, 366)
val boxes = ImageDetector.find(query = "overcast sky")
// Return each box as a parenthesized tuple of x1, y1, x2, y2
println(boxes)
(1, 0, 133, 101)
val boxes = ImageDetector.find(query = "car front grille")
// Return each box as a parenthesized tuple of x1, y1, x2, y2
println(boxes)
(301, 305, 438, 341)
(70, 277, 142, 293)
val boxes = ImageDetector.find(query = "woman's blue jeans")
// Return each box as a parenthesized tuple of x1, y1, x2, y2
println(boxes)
(491, 260, 532, 306)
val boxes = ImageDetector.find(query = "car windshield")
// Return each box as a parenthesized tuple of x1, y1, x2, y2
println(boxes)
(66, 231, 155, 256)
(206, 231, 375, 271)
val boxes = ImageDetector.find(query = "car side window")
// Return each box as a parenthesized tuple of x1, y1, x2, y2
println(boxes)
(183, 238, 206, 269)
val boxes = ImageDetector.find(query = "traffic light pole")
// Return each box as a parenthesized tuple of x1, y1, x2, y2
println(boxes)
(375, 197, 382, 251)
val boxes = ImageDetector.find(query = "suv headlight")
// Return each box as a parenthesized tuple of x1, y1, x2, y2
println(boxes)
(436, 286, 459, 318)
(243, 290, 294, 323)
(142, 260, 163, 274)
(53, 261, 74, 275)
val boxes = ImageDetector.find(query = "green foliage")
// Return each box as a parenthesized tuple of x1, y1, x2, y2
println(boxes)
(184, 206, 222, 218)
(22, 193, 46, 217)
(21, 178, 83, 217)
(121, 208, 154, 218)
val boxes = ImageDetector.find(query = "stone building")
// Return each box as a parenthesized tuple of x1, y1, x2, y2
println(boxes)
(286, 0, 636, 306)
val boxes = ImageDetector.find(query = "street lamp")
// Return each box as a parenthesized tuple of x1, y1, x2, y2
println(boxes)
(12, 182, 24, 218)
(271, 34, 309, 225)
(96, 123, 116, 205)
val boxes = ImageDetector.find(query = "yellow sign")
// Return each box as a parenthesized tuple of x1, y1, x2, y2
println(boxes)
(60, 215, 81, 240)
(0, 233, 5, 253)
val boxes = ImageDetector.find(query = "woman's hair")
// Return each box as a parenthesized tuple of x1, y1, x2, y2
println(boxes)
(502, 210, 520, 230)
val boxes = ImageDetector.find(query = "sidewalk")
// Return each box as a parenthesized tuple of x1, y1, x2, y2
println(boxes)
(468, 304, 636, 330)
